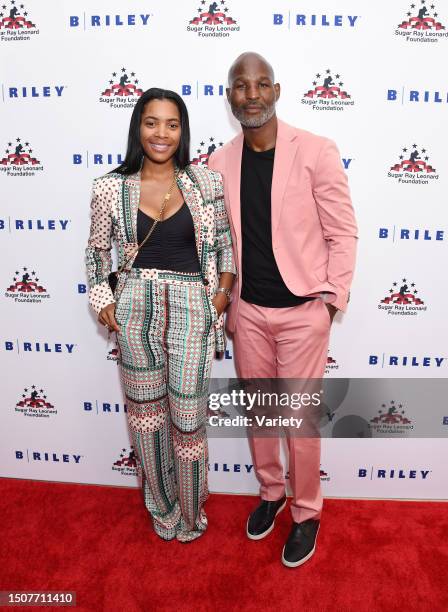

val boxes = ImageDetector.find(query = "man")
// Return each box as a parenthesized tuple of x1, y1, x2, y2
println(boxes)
(209, 52, 357, 567)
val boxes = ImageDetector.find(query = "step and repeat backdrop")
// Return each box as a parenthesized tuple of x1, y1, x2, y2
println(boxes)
(1, 0, 447, 500)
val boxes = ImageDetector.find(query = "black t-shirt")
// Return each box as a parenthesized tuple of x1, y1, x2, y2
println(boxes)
(240, 142, 314, 307)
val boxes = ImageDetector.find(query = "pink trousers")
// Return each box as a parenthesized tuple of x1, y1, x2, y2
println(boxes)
(232, 297, 331, 523)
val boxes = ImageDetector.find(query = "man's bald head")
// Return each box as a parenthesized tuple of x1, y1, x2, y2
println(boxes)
(228, 52, 275, 86)
(226, 52, 280, 129)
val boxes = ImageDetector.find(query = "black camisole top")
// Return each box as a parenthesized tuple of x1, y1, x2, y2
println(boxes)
(132, 202, 201, 272)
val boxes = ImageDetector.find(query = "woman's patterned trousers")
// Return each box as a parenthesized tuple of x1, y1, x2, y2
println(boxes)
(115, 268, 216, 542)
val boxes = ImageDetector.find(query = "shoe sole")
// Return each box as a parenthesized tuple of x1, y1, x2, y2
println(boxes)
(246, 499, 287, 541)
(281, 524, 320, 568)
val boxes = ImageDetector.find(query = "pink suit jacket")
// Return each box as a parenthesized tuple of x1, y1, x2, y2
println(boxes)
(208, 118, 358, 333)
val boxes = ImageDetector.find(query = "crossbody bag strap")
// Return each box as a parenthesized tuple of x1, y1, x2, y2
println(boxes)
(117, 172, 176, 274)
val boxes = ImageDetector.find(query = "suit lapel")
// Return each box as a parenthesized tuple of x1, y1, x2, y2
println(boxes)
(227, 132, 243, 263)
(122, 171, 140, 244)
(271, 121, 299, 236)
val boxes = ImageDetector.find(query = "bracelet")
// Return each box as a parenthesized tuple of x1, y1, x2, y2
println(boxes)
(215, 287, 232, 303)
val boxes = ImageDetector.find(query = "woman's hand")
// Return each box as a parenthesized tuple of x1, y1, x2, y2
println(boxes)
(98, 303, 120, 333)
(212, 292, 228, 317)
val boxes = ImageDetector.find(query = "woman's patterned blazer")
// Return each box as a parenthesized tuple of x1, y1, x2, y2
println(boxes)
(85, 164, 236, 353)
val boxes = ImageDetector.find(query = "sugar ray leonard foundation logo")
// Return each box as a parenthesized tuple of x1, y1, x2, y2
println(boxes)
(0, 0, 39, 41)
(188, 1, 239, 37)
(379, 277, 427, 316)
(287, 467, 330, 482)
(5, 267, 50, 303)
(16, 385, 56, 418)
(388, 144, 438, 184)
(396, 0, 446, 42)
(191, 137, 223, 167)
(206, 404, 230, 423)
(107, 341, 120, 363)
(325, 351, 339, 374)
(369, 400, 414, 435)
(99, 68, 143, 109)
(112, 447, 138, 476)
(320, 466, 331, 482)
(301, 69, 354, 112)
(0, 137, 43, 176)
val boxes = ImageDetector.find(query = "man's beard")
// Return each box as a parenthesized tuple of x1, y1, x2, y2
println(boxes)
(231, 102, 276, 128)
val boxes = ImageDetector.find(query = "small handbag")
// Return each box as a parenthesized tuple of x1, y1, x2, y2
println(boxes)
(108, 172, 178, 295)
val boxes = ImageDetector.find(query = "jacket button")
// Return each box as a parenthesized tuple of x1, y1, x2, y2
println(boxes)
(203, 278, 209, 286)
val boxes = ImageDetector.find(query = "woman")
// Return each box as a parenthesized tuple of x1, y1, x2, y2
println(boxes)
(85, 88, 235, 542)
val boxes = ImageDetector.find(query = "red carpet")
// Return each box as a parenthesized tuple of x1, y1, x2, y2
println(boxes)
(1, 478, 447, 612)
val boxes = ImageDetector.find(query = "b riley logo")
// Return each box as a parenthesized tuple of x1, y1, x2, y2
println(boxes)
(16, 385, 56, 418)
(187, 1, 239, 38)
(5, 267, 50, 303)
(191, 137, 223, 166)
(99, 68, 143, 109)
(369, 400, 414, 435)
(389, 144, 438, 185)
(112, 447, 138, 476)
(379, 278, 427, 316)
(0, 138, 43, 176)
(396, 0, 446, 43)
(0, 0, 39, 41)
(301, 69, 354, 112)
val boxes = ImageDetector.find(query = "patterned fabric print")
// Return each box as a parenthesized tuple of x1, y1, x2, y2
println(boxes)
(188, 165, 235, 276)
(116, 270, 215, 542)
(164, 279, 213, 541)
(85, 175, 119, 314)
(182, 166, 236, 352)
(85, 166, 236, 353)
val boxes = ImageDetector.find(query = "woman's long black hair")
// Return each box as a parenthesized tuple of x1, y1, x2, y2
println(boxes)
(113, 88, 190, 175)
